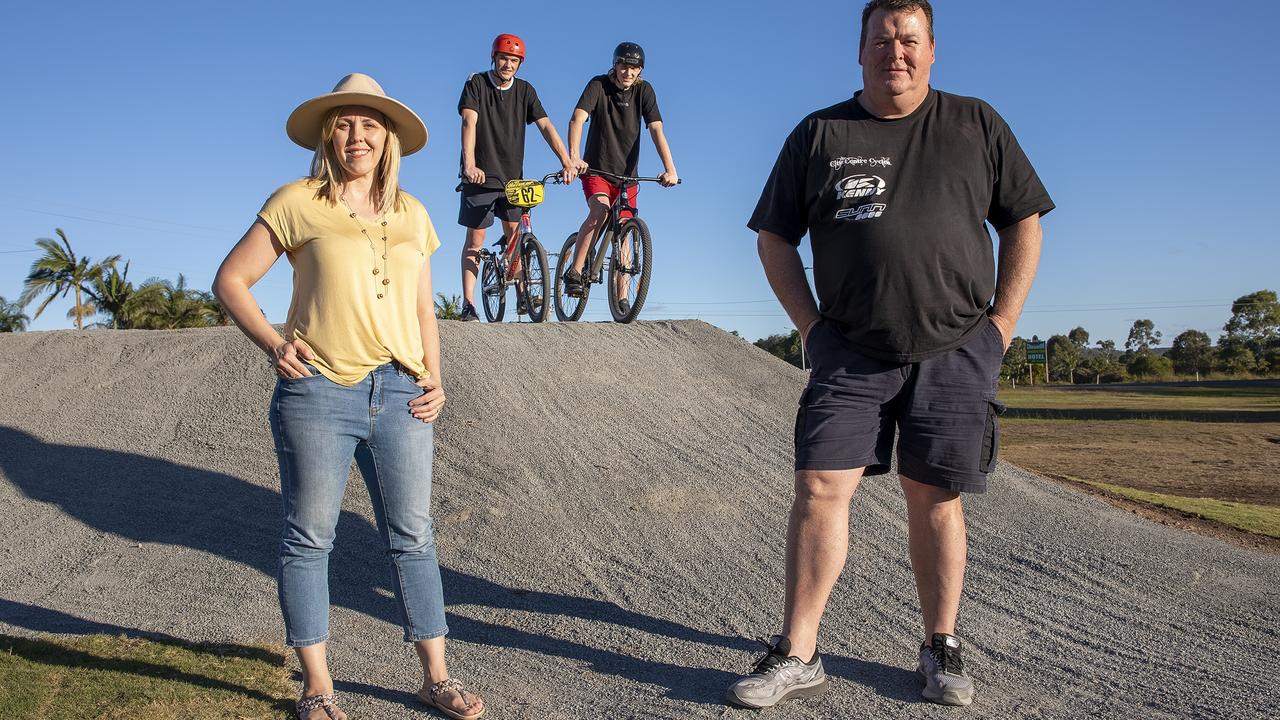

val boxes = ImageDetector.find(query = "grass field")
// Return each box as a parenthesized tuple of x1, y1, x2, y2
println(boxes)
(0, 634, 293, 719)
(999, 381, 1280, 541)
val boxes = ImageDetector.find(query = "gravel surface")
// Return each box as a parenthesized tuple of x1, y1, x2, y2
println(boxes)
(0, 321, 1275, 719)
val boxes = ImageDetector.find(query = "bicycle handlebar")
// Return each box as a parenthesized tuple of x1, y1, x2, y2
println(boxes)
(456, 172, 569, 189)
(581, 169, 682, 185)
(456, 169, 683, 187)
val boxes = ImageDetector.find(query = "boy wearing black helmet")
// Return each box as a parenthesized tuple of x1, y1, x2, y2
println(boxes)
(457, 33, 577, 321)
(562, 41, 678, 298)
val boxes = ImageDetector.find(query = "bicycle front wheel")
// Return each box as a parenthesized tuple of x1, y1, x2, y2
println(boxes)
(554, 233, 590, 322)
(520, 233, 550, 323)
(479, 253, 506, 322)
(607, 218, 652, 323)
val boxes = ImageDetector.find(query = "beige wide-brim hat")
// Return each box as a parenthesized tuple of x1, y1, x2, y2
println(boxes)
(286, 73, 428, 156)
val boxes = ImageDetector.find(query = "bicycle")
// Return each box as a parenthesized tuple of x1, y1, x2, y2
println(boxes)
(553, 169, 678, 324)
(467, 172, 561, 323)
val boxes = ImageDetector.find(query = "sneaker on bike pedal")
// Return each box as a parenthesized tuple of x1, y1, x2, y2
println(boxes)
(459, 303, 479, 322)
(616, 298, 630, 317)
(725, 635, 827, 709)
(561, 268, 584, 298)
(917, 633, 975, 706)
(517, 295, 542, 316)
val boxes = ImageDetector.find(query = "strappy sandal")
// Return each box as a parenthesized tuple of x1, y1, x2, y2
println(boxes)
(420, 677, 485, 720)
(296, 692, 343, 719)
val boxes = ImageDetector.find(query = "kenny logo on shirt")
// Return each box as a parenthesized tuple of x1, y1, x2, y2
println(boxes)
(832, 174, 888, 221)
(835, 174, 887, 200)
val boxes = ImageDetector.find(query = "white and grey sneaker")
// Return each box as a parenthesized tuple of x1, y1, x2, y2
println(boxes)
(917, 633, 975, 706)
(725, 635, 828, 709)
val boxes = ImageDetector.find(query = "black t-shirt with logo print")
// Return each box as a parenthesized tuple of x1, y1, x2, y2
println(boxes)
(749, 89, 1054, 363)
(575, 74, 662, 177)
(458, 72, 548, 189)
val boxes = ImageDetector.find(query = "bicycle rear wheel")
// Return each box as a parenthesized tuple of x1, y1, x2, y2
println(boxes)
(607, 218, 652, 323)
(520, 233, 550, 323)
(479, 253, 505, 322)
(554, 233, 590, 322)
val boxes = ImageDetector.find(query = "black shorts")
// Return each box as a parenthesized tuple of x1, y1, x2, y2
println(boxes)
(794, 318, 1007, 493)
(458, 186, 522, 229)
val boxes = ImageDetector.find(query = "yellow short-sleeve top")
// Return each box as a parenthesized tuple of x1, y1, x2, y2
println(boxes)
(257, 179, 440, 386)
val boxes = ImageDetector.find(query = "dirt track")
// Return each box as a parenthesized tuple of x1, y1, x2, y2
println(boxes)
(0, 322, 1276, 719)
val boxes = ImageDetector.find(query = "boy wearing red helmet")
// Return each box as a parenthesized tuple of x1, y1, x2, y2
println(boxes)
(457, 33, 576, 321)
(561, 41, 678, 299)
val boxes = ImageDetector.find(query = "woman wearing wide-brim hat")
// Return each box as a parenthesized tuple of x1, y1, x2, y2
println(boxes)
(213, 73, 484, 720)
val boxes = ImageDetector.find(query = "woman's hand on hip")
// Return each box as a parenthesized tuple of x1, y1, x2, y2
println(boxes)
(272, 339, 315, 379)
(409, 376, 445, 423)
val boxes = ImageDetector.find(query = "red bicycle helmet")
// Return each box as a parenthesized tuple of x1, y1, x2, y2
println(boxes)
(492, 33, 526, 60)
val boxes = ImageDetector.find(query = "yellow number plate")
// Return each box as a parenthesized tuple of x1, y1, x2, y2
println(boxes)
(504, 179, 544, 208)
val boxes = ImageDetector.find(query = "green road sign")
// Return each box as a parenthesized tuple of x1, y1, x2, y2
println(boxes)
(1026, 341, 1047, 364)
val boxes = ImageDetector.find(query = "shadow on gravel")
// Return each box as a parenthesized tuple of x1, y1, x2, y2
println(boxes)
(441, 569, 756, 653)
(4, 427, 864, 706)
(1004, 407, 1280, 422)
(445, 612, 739, 705)
(823, 654, 922, 704)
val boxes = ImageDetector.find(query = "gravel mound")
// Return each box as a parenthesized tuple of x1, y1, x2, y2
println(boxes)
(0, 322, 1275, 718)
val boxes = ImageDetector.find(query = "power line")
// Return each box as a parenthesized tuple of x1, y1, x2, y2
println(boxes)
(3, 206, 235, 240)
(7, 197, 235, 234)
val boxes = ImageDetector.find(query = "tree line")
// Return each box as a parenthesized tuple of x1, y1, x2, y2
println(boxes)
(753, 290, 1280, 382)
(0, 229, 474, 332)
(0, 229, 228, 332)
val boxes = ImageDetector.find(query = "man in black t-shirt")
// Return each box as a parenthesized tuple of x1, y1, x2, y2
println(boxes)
(457, 33, 576, 321)
(560, 42, 678, 302)
(725, 1, 1054, 710)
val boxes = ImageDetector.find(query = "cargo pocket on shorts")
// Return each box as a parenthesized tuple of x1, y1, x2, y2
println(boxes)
(979, 399, 1007, 473)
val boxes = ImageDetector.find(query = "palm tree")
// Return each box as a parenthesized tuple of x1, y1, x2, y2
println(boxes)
(88, 261, 135, 329)
(435, 293, 463, 320)
(0, 296, 29, 332)
(86, 261, 166, 329)
(66, 299, 99, 329)
(195, 290, 231, 326)
(18, 228, 121, 330)
(137, 274, 219, 329)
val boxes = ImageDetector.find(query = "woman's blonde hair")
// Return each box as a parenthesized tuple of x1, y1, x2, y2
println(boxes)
(308, 106, 405, 214)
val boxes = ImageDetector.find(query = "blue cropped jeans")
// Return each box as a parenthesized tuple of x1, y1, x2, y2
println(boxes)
(268, 362, 448, 647)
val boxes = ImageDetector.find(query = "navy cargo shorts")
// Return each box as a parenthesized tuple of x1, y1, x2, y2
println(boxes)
(794, 317, 1007, 493)
(458, 185, 523, 229)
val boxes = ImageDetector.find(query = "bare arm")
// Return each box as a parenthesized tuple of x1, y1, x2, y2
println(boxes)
(408, 255, 445, 423)
(460, 108, 484, 184)
(989, 213, 1044, 350)
(647, 120, 678, 186)
(758, 230, 821, 342)
(533, 116, 576, 182)
(212, 220, 314, 378)
(567, 108, 589, 173)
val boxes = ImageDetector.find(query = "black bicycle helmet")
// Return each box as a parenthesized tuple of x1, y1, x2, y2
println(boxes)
(613, 42, 645, 68)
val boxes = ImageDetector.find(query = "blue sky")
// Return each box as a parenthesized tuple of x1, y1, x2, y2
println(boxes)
(3, 0, 1277, 347)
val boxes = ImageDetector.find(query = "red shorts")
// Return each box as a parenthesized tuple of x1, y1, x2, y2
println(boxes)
(581, 174, 637, 220)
